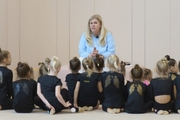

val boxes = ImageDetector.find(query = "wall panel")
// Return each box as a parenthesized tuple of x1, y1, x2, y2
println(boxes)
(7, 0, 20, 71)
(0, 0, 7, 49)
(20, 0, 57, 68)
(146, 0, 170, 75)
(132, 0, 145, 66)
(69, 0, 94, 59)
(57, 0, 70, 65)
(95, 0, 132, 62)
(171, 0, 180, 61)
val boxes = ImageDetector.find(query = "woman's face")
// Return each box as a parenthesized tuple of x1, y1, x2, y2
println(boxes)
(5, 53, 12, 66)
(89, 18, 101, 35)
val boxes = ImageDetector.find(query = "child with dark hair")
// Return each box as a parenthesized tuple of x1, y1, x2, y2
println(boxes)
(149, 58, 173, 115)
(38, 58, 51, 76)
(165, 55, 171, 61)
(65, 57, 81, 106)
(93, 54, 105, 104)
(119, 61, 126, 77)
(74, 57, 103, 111)
(142, 68, 153, 86)
(12, 62, 37, 113)
(168, 58, 180, 113)
(125, 64, 153, 113)
(102, 55, 125, 114)
(0, 48, 13, 110)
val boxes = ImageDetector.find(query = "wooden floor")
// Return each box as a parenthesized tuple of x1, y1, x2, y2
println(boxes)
(0, 106, 179, 120)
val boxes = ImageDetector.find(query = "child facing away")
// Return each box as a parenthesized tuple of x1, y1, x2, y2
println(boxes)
(142, 68, 153, 86)
(125, 64, 153, 113)
(12, 62, 37, 113)
(102, 55, 125, 114)
(37, 56, 81, 115)
(149, 58, 173, 115)
(168, 58, 180, 113)
(93, 54, 105, 104)
(65, 57, 81, 105)
(38, 58, 51, 76)
(0, 48, 13, 110)
(74, 57, 103, 111)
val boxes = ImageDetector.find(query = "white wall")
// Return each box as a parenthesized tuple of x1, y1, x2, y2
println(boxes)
(1, 0, 180, 79)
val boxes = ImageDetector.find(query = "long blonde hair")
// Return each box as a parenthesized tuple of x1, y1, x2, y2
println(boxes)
(107, 54, 120, 71)
(82, 57, 93, 77)
(86, 14, 107, 46)
(156, 58, 169, 78)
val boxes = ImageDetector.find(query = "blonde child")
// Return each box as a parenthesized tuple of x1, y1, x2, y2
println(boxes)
(102, 55, 125, 114)
(149, 58, 173, 115)
(74, 57, 103, 111)
(37, 56, 78, 115)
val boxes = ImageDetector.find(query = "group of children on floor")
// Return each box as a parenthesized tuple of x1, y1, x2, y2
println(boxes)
(0, 48, 180, 115)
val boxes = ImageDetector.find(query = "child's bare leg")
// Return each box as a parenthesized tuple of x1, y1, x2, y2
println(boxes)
(93, 100, 100, 110)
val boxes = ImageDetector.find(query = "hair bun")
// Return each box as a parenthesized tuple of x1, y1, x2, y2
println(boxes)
(134, 64, 140, 69)
(45, 58, 51, 63)
(38, 62, 44, 66)
(162, 58, 168, 62)
(18, 62, 23, 67)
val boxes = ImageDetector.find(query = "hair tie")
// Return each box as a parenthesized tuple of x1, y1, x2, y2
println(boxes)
(18, 63, 23, 67)
(97, 63, 99, 66)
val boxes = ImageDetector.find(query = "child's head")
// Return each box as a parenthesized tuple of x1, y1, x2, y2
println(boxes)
(156, 58, 169, 77)
(168, 58, 178, 74)
(119, 61, 126, 76)
(49, 56, 61, 74)
(0, 48, 11, 66)
(107, 54, 119, 71)
(93, 54, 104, 72)
(131, 64, 143, 81)
(38, 58, 50, 76)
(142, 68, 152, 80)
(69, 57, 81, 73)
(16, 62, 31, 78)
(165, 55, 170, 61)
(82, 57, 93, 77)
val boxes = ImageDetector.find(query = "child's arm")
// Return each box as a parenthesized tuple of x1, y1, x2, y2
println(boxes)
(173, 85, 177, 99)
(74, 81, 80, 108)
(97, 81, 103, 93)
(37, 83, 54, 109)
(55, 86, 71, 107)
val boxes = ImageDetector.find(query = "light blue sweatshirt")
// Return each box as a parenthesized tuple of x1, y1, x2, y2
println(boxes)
(78, 32, 115, 58)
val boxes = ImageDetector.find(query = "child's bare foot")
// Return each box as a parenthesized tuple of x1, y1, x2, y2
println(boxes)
(49, 108, 55, 115)
(178, 109, 180, 114)
(107, 108, 115, 114)
(113, 108, 120, 114)
(87, 106, 93, 111)
(163, 110, 169, 115)
(83, 106, 88, 111)
(78, 107, 84, 112)
(157, 110, 164, 115)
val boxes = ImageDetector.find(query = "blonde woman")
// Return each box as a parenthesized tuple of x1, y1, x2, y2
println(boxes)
(78, 14, 115, 59)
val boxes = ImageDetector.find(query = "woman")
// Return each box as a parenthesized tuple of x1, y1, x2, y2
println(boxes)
(78, 14, 115, 59)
